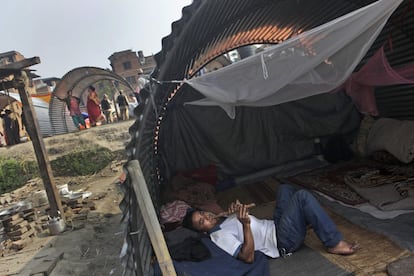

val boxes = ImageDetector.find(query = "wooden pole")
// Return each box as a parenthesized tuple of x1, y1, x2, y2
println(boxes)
(126, 160, 176, 276)
(16, 71, 65, 220)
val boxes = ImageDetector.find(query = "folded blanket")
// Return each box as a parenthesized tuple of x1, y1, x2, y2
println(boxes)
(366, 118, 414, 163)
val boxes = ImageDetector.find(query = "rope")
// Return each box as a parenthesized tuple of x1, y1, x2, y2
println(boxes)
(261, 53, 269, 80)
(148, 76, 183, 85)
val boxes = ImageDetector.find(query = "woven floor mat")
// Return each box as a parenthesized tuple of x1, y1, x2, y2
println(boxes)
(304, 209, 413, 275)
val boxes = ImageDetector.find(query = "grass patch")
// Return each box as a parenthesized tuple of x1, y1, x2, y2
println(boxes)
(0, 146, 118, 194)
(0, 157, 39, 194)
(50, 146, 115, 176)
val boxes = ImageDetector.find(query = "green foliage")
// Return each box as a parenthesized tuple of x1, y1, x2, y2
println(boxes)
(50, 146, 115, 176)
(0, 146, 117, 194)
(0, 157, 39, 194)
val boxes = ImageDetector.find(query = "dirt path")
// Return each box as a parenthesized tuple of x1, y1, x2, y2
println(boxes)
(0, 120, 135, 276)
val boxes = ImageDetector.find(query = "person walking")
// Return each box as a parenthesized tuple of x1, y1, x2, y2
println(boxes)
(87, 85, 105, 126)
(101, 94, 113, 124)
(116, 90, 129, 121)
(66, 90, 86, 130)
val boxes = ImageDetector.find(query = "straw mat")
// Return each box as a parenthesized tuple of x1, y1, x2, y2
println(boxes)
(304, 209, 413, 275)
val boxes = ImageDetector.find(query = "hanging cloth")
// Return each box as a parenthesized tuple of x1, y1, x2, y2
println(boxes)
(342, 46, 414, 115)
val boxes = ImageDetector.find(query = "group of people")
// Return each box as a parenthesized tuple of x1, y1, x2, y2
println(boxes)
(66, 85, 133, 130)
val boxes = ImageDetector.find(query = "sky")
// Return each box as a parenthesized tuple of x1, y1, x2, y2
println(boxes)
(1, 0, 192, 78)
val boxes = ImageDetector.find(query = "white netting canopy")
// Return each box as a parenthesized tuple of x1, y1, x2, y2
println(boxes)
(184, 0, 403, 118)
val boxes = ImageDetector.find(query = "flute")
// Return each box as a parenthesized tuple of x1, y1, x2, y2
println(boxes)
(214, 203, 256, 218)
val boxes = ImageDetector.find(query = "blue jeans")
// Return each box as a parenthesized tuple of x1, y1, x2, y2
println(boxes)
(274, 184, 342, 253)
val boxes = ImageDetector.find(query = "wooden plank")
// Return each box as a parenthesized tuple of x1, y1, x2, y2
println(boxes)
(29, 251, 64, 276)
(17, 73, 65, 221)
(1, 213, 21, 223)
(8, 226, 29, 237)
(11, 238, 32, 250)
(0, 56, 40, 70)
(23, 211, 35, 217)
(127, 160, 176, 276)
(4, 217, 24, 228)
(11, 228, 35, 241)
(10, 220, 30, 230)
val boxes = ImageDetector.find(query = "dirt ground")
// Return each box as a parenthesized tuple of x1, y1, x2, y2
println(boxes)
(0, 120, 135, 276)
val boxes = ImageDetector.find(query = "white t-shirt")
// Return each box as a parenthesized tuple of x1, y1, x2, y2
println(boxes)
(210, 215, 280, 258)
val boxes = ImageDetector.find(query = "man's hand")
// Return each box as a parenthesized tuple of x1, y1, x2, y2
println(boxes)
(235, 203, 251, 226)
(228, 200, 255, 224)
(229, 200, 255, 263)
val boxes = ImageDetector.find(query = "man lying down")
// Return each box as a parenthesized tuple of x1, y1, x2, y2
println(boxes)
(182, 184, 358, 263)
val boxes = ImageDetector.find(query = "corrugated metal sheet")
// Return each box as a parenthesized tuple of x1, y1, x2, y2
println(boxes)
(48, 95, 77, 135)
(122, 1, 414, 275)
(8, 92, 53, 137)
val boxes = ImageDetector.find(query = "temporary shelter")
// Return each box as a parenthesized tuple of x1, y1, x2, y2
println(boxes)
(120, 0, 414, 275)
(50, 66, 135, 134)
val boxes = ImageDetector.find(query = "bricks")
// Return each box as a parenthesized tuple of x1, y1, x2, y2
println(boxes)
(0, 209, 37, 251)
(11, 239, 31, 250)
(10, 228, 35, 241)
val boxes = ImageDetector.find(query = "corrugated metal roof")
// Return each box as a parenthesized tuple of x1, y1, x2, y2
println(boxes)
(122, 1, 414, 275)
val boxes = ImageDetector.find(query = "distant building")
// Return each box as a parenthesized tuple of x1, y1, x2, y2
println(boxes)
(33, 77, 59, 95)
(108, 50, 155, 89)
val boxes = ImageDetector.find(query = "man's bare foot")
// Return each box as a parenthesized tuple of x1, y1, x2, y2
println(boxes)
(327, 241, 359, 255)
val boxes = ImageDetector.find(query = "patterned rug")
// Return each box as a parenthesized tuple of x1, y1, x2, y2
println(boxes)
(284, 160, 377, 205)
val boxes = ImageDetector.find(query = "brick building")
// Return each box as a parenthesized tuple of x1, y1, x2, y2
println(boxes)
(108, 50, 156, 89)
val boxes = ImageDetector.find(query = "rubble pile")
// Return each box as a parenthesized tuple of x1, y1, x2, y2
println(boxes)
(0, 178, 107, 253)
(1, 210, 36, 251)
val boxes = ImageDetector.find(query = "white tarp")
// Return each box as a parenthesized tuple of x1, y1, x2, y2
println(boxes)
(184, 0, 403, 118)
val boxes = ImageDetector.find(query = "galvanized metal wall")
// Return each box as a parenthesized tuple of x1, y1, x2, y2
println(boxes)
(49, 96, 76, 135)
